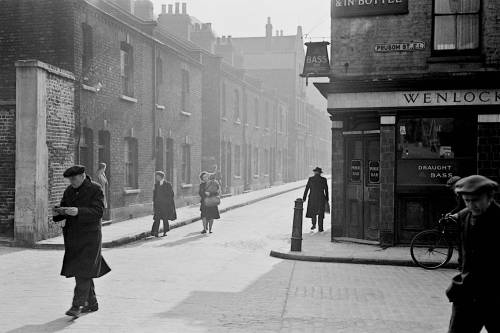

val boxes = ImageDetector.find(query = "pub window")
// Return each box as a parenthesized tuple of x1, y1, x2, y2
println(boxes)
(181, 69, 190, 112)
(234, 145, 241, 176)
(82, 23, 93, 74)
(120, 42, 134, 97)
(254, 98, 259, 126)
(79, 127, 94, 176)
(181, 144, 191, 184)
(124, 138, 138, 188)
(433, 0, 480, 53)
(234, 89, 240, 121)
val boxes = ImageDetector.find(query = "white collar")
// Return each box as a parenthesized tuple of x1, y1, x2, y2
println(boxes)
(159, 179, 165, 186)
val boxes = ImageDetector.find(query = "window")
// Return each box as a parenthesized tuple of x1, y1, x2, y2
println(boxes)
(165, 138, 174, 182)
(155, 137, 164, 172)
(181, 144, 191, 184)
(254, 98, 259, 126)
(79, 127, 94, 176)
(433, 0, 480, 53)
(98, 130, 110, 176)
(264, 102, 269, 129)
(243, 93, 248, 125)
(82, 23, 93, 74)
(124, 138, 138, 188)
(120, 42, 134, 96)
(221, 83, 227, 118)
(234, 145, 241, 176)
(263, 149, 269, 175)
(181, 69, 190, 112)
(156, 57, 163, 103)
(234, 89, 240, 121)
(253, 147, 259, 175)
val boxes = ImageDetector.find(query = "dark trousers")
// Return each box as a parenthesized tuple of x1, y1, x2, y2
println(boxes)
(311, 215, 324, 231)
(449, 300, 499, 333)
(152, 215, 170, 236)
(73, 277, 96, 307)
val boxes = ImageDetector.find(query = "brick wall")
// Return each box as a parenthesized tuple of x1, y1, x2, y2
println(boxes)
(477, 123, 500, 183)
(330, 125, 345, 239)
(46, 73, 76, 238)
(0, 102, 15, 237)
(379, 124, 396, 246)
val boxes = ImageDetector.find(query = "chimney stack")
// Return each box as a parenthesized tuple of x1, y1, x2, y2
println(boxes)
(266, 17, 272, 38)
(162, 4, 166, 14)
(182, 2, 187, 14)
(175, 2, 179, 14)
(168, 4, 173, 13)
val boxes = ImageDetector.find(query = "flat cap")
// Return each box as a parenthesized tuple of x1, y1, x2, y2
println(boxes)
(454, 175, 498, 194)
(63, 165, 86, 178)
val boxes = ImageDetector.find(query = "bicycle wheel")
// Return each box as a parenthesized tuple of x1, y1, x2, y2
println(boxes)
(410, 229, 453, 269)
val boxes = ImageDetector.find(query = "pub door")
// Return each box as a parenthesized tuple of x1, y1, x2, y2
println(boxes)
(345, 135, 380, 241)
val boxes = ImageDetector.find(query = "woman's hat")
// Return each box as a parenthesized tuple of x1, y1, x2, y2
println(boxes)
(199, 171, 209, 180)
(313, 167, 323, 173)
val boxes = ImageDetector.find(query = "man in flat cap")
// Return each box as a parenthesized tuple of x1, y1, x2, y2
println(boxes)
(447, 175, 499, 333)
(152, 171, 177, 237)
(53, 165, 111, 318)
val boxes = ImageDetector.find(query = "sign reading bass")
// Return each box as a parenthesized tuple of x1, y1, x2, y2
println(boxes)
(302, 42, 331, 76)
(333, 0, 408, 17)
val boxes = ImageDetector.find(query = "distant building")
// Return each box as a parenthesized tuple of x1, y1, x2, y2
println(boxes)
(315, 0, 500, 245)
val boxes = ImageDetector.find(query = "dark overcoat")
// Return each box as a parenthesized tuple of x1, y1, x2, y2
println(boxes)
(199, 180, 220, 220)
(54, 177, 111, 278)
(302, 175, 329, 218)
(153, 181, 177, 220)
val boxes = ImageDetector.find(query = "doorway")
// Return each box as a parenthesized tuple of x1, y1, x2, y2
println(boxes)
(344, 135, 380, 241)
(98, 130, 111, 220)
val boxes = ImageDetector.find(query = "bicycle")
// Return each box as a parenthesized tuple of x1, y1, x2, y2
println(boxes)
(410, 214, 460, 269)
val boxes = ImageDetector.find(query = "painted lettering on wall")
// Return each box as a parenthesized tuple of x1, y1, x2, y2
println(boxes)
(333, 0, 408, 17)
(403, 90, 500, 105)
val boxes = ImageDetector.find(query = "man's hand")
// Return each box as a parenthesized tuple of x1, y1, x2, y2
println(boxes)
(205, 191, 210, 196)
(52, 207, 61, 216)
(65, 207, 79, 216)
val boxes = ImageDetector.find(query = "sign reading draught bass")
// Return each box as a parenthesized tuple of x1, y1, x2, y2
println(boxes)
(302, 42, 331, 76)
(333, 0, 409, 18)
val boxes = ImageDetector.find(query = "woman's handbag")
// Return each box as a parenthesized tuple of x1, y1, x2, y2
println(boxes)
(324, 201, 331, 214)
(204, 196, 221, 207)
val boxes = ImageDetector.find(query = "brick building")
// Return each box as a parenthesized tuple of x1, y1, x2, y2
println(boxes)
(316, 0, 500, 245)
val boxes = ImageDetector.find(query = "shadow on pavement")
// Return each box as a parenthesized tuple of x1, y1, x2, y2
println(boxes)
(5, 317, 74, 333)
(155, 233, 206, 248)
(0, 247, 25, 257)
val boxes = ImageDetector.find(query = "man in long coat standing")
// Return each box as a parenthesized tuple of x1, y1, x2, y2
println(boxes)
(152, 171, 177, 237)
(53, 165, 111, 318)
(303, 167, 329, 232)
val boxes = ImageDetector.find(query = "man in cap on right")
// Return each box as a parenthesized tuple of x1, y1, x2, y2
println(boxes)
(447, 175, 499, 333)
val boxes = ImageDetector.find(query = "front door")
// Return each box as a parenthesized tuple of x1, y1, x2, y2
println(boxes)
(345, 135, 380, 241)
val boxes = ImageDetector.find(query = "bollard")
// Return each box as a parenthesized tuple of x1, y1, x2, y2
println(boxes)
(291, 198, 303, 252)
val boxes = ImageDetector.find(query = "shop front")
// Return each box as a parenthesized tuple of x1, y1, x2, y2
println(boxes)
(316, 74, 500, 245)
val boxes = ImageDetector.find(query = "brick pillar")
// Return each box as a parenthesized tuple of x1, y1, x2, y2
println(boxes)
(477, 114, 500, 183)
(379, 116, 396, 246)
(330, 118, 345, 241)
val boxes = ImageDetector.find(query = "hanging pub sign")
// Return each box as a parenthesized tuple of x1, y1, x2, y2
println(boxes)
(332, 0, 409, 18)
(302, 42, 331, 77)
(351, 159, 362, 182)
(368, 160, 380, 183)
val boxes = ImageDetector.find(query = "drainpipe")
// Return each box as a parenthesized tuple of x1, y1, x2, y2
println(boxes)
(152, 42, 157, 161)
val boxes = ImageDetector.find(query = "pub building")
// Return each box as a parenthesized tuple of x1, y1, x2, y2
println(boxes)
(313, 0, 500, 245)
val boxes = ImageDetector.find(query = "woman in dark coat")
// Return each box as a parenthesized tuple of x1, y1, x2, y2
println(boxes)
(53, 165, 111, 318)
(199, 171, 220, 234)
(303, 167, 329, 232)
(152, 171, 177, 237)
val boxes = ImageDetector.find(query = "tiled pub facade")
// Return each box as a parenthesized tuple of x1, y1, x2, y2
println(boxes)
(316, 0, 500, 245)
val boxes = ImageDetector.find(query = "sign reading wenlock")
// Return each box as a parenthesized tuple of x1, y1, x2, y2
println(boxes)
(302, 42, 331, 77)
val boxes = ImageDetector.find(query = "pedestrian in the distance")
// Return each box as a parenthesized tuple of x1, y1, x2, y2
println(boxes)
(95, 163, 108, 209)
(199, 171, 220, 234)
(152, 171, 177, 237)
(302, 167, 329, 232)
(446, 175, 499, 333)
(52, 165, 111, 318)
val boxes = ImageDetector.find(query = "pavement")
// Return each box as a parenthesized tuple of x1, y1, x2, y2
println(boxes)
(270, 231, 460, 268)
(0, 188, 460, 333)
(34, 179, 311, 249)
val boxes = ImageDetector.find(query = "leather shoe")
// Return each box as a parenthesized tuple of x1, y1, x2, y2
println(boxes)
(65, 305, 84, 317)
(82, 302, 98, 313)
(311, 226, 316, 230)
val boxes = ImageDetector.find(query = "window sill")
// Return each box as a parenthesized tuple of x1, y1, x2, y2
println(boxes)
(427, 55, 483, 64)
(82, 84, 97, 93)
(181, 183, 193, 189)
(180, 111, 192, 117)
(254, 126, 260, 130)
(234, 175, 242, 179)
(234, 120, 241, 125)
(156, 104, 165, 111)
(253, 175, 260, 179)
(123, 188, 141, 195)
(120, 95, 138, 103)
(221, 117, 228, 122)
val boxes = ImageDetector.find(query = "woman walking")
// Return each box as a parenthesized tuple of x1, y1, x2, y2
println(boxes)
(199, 171, 220, 234)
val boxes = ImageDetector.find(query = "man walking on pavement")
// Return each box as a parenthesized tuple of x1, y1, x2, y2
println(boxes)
(152, 171, 177, 237)
(446, 175, 500, 333)
(303, 167, 329, 232)
(53, 165, 111, 318)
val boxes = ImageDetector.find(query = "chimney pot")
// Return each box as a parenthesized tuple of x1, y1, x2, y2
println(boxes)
(175, 2, 179, 14)
(168, 4, 173, 13)
(182, 2, 187, 14)
(161, 4, 166, 13)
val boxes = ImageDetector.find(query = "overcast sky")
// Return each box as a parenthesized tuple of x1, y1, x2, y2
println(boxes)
(151, 0, 330, 109)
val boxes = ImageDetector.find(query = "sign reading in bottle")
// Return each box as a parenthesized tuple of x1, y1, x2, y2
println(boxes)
(332, 0, 409, 18)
